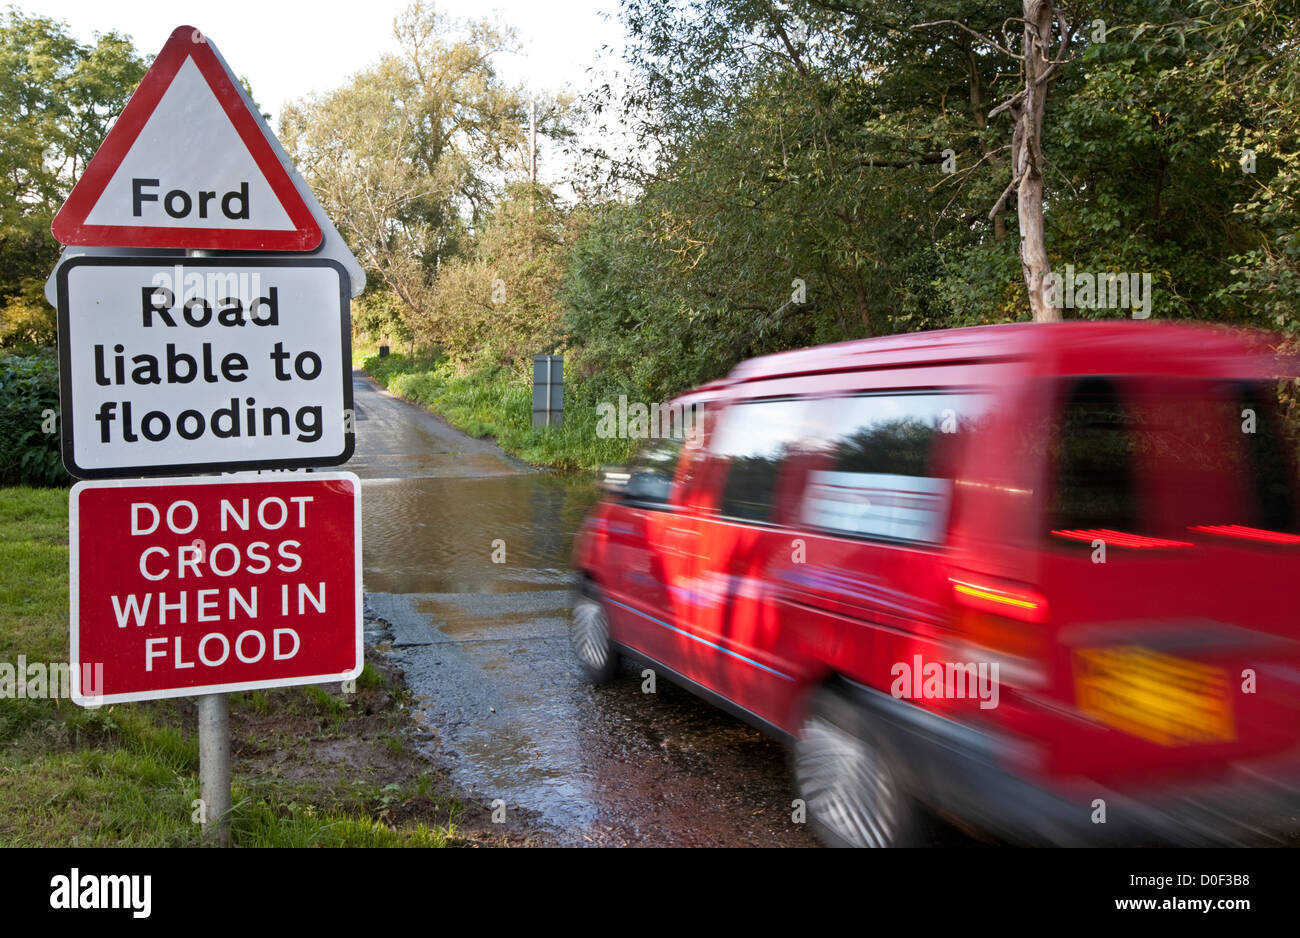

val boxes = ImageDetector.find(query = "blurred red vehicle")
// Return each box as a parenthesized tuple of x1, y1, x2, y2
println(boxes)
(570, 322, 1300, 846)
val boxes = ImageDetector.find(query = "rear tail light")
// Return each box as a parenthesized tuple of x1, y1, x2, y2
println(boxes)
(949, 576, 1050, 688)
(950, 577, 1049, 624)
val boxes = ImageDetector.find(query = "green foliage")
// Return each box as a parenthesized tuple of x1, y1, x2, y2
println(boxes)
(414, 183, 585, 371)
(352, 0, 1300, 464)
(229, 800, 451, 848)
(358, 662, 387, 690)
(0, 10, 147, 348)
(282, 1, 576, 360)
(1176, 0, 1300, 333)
(0, 352, 68, 486)
(1035, 2, 1256, 324)
(0, 277, 56, 349)
(363, 351, 632, 470)
(353, 288, 415, 350)
(561, 200, 726, 402)
(553, 0, 1300, 407)
(0, 487, 67, 674)
(565, 0, 1037, 399)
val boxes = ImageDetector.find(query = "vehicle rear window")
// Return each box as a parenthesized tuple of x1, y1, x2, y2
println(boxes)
(799, 391, 989, 544)
(711, 399, 806, 523)
(1236, 382, 1300, 533)
(1047, 377, 1300, 544)
(1046, 377, 1140, 535)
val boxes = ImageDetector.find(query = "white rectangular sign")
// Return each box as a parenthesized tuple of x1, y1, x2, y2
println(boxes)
(803, 470, 952, 544)
(57, 256, 353, 478)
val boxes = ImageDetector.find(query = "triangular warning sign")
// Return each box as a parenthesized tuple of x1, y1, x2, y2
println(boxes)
(52, 25, 321, 252)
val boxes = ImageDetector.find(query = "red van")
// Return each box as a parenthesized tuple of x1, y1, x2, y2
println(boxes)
(570, 322, 1300, 846)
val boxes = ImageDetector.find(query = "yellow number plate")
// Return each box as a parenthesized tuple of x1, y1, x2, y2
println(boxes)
(1073, 646, 1236, 747)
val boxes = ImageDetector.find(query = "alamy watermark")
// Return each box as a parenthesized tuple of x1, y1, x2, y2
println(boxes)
(890, 655, 999, 709)
(149, 265, 266, 313)
(596, 396, 707, 441)
(1047, 265, 1153, 319)
(50, 868, 150, 918)
(0, 657, 103, 705)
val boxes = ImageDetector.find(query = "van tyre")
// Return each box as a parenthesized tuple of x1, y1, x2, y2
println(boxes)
(794, 684, 917, 847)
(571, 586, 619, 683)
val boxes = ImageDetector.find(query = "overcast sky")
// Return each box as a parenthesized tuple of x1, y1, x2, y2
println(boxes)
(23, 0, 629, 185)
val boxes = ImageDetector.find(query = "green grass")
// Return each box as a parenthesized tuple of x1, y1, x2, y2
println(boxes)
(0, 487, 458, 847)
(230, 804, 452, 848)
(357, 661, 385, 689)
(362, 352, 634, 471)
(0, 487, 69, 665)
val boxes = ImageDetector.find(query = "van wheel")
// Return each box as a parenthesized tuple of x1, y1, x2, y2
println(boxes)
(571, 587, 619, 683)
(794, 685, 916, 847)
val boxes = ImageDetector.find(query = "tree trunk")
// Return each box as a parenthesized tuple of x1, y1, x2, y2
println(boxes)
(1016, 0, 1060, 321)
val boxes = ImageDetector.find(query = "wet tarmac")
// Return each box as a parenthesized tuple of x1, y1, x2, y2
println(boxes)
(352, 370, 817, 846)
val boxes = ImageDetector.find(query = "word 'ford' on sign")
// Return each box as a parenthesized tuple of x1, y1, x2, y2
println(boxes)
(57, 256, 353, 478)
(70, 473, 362, 706)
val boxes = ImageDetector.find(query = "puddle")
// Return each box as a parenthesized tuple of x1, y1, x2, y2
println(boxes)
(360, 474, 598, 595)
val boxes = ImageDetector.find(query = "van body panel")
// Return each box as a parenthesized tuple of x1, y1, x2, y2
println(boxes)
(573, 322, 1300, 843)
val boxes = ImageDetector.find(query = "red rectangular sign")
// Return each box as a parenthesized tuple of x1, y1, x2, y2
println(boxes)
(70, 473, 361, 705)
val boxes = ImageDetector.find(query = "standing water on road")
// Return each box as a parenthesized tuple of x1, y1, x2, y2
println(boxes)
(351, 371, 814, 846)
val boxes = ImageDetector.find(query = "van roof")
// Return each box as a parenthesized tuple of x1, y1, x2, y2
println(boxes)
(723, 321, 1289, 384)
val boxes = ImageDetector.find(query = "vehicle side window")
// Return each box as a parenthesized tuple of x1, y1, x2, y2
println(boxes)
(800, 392, 987, 544)
(712, 399, 806, 523)
(1047, 377, 1140, 535)
(621, 438, 684, 509)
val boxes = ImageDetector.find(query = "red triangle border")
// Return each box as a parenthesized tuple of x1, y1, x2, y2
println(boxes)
(52, 25, 322, 252)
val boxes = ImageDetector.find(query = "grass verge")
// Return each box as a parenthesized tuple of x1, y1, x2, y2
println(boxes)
(361, 351, 634, 471)
(0, 486, 517, 847)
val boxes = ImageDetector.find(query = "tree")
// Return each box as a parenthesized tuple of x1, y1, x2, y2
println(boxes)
(421, 181, 586, 371)
(604, 0, 1014, 337)
(0, 10, 146, 347)
(1175, 0, 1300, 333)
(570, 0, 1042, 395)
(564, 0, 1275, 402)
(280, 0, 572, 342)
(914, 2, 1083, 321)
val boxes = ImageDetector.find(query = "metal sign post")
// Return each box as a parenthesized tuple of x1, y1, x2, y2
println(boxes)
(197, 693, 231, 845)
(187, 246, 231, 847)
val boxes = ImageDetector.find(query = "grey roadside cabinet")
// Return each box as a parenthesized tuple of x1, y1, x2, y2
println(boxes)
(532, 354, 563, 428)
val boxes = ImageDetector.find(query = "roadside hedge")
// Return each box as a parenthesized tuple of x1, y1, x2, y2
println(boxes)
(0, 351, 69, 486)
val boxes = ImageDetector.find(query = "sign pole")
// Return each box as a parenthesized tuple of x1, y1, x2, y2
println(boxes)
(184, 245, 231, 847)
(197, 692, 231, 845)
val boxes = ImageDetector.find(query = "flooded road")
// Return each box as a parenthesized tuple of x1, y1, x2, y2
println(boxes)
(351, 370, 816, 846)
